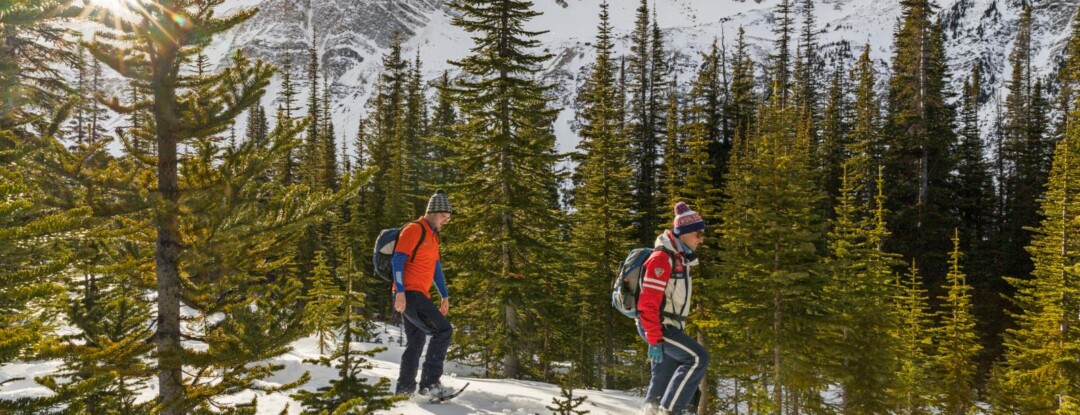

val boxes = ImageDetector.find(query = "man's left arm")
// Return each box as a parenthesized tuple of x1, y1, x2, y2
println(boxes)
(434, 260, 450, 314)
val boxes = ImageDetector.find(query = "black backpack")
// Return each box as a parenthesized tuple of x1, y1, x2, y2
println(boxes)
(372, 220, 426, 282)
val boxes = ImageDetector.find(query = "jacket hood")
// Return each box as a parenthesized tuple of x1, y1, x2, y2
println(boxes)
(654, 230, 700, 267)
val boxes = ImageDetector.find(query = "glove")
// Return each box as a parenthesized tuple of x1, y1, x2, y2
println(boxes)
(647, 343, 664, 364)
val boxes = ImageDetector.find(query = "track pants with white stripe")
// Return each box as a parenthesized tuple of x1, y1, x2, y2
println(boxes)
(637, 320, 709, 414)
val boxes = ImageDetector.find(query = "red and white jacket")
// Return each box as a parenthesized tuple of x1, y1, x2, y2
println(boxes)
(637, 230, 697, 345)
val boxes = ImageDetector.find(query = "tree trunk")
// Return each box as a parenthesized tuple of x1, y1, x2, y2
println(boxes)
(153, 48, 184, 414)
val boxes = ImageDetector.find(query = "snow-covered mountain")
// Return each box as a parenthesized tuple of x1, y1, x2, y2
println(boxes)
(201, 0, 1076, 155)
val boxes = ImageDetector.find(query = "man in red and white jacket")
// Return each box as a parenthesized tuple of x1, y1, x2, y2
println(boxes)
(637, 201, 710, 415)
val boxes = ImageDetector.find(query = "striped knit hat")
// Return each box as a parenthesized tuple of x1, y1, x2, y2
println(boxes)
(672, 201, 705, 236)
(426, 189, 454, 214)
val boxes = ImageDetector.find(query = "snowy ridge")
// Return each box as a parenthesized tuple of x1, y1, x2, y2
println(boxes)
(187, 0, 1079, 160)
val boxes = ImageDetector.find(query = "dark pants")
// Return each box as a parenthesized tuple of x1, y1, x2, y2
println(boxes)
(637, 320, 709, 414)
(395, 291, 453, 394)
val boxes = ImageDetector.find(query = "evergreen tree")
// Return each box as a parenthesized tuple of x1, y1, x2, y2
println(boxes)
(567, 0, 635, 389)
(292, 253, 397, 414)
(716, 101, 829, 414)
(403, 51, 429, 217)
(934, 230, 981, 415)
(659, 79, 683, 208)
(955, 65, 1001, 377)
(428, 71, 459, 189)
(0, 130, 89, 368)
(883, 2, 959, 287)
(727, 27, 757, 157)
(847, 45, 882, 205)
(0, 0, 81, 128)
(999, 4, 1047, 289)
(626, 0, 662, 246)
(818, 45, 852, 218)
(306, 251, 341, 355)
(372, 32, 411, 229)
(770, 0, 795, 109)
(279, 51, 298, 184)
(828, 165, 902, 415)
(988, 90, 1080, 414)
(546, 375, 590, 415)
(82, 1, 359, 411)
(322, 75, 339, 192)
(794, 0, 820, 157)
(245, 105, 269, 147)
(894, 260, 935, 415)
(445, 0, 566, 379)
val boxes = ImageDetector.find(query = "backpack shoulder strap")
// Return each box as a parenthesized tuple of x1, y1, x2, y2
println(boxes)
(409, 220, 426, 263)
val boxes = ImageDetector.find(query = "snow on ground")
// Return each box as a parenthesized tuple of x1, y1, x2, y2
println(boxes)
(0, 323, 644, 415)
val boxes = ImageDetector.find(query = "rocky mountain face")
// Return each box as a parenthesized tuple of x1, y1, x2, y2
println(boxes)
(205, 0, 1080, 152)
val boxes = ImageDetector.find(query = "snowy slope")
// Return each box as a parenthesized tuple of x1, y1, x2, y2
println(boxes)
(0, 323, 643, 414)
(83, 0, 1080, 157)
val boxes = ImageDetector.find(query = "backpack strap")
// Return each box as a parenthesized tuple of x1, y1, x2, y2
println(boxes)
(407, 220, 426, 263)
(655, 248, 681, 323)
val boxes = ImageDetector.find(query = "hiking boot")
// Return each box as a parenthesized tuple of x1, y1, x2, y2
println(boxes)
(418, 383, 456, 399)
(642, 403, 670, 415)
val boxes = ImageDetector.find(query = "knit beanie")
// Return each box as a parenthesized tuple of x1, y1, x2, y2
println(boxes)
(426, 189, 454, 214)
(672, 201, 705, 236)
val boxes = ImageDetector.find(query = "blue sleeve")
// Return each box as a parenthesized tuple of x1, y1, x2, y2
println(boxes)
(434, 260, 449, 299)
(392, 252, 408, 293)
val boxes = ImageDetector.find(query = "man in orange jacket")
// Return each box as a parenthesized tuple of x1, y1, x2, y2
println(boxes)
(392, 190, 454, 398)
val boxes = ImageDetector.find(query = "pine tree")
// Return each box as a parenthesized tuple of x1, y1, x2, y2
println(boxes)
(0, 0, 81, 128)
(847, 45, 882, 205)
(82, 1, 358, 411)
(988, 88, 1080, 413)
(727, 27, 757, 158)
(659, 79, 683, 208)
(428, 71, 459, 189)
(627, 0, 662, 246)
(403, 51, 429, 217)
(794, 0, 820, 157)
(372, 32, 411, 229)
(546, 375, 590, 415)
(445, 0, 566, 379)
(818, 45, 852, 218)
(716, 100, 829, 414)
(321, 75, 339, 193)
(306, 251, 341, 355)
(883, 2, 959, 288)
(827, 165, 902, 415)
(292, 252, 398, 414)
(894, 260, 935, 415)
(279, 51, 298, 184)
(769, 0, 794, 110)
(0, 130, 89, 367)
(999, 4, 1046, 288)
(567, 0, 635, 389)
(954, 64, 1002, 377)
(934, 230, 981, 415)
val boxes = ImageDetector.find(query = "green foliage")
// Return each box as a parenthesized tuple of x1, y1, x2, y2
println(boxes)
(989, 101, 1080, 414)
(77, 1, 364, 412)
(567, 0, 636, 389)
(293, 254, 398, 415)
(546, 375, 590, 415)
(933, 231, 981, 415)
(715, 101, 829, 413)
(894, 260, 935, 415)
(827, 166, 902, 415)
(444, 0, 568, 380)
(0, 130, 89, 366)
(883, 0, 959, 287)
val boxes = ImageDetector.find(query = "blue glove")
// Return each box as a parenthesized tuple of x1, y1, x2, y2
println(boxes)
(647, 344, 664, 364)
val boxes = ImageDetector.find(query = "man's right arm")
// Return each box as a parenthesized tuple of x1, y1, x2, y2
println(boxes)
(392, 223, 421, 294)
